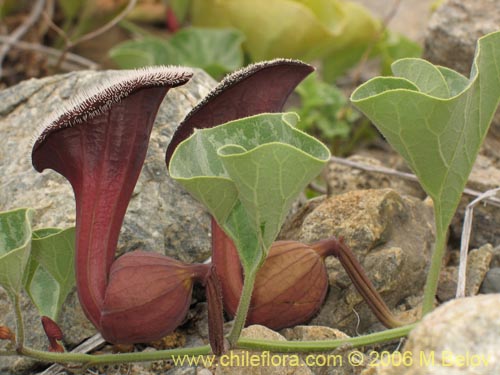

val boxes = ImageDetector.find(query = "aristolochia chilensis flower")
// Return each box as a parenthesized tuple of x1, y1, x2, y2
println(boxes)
(31, 66, 214, 344)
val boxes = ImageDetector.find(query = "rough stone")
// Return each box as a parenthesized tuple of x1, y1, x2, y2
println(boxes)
(374, 294, 500, 375)
(281, 326, 369, 375)
(489, 245, 500, 268)
(450, 155, 500, 249)
(281, 189, 435, 335)
(327, 155, 425, 199)
(0, 69, 216, 373)
(479, 267, 500, 294)
(281, 325, 349, 341)
(215, 325, 312, 375)
(437, 244, 493, 302)
(424, 0, 500, 76)
(424, 0, 500, 161)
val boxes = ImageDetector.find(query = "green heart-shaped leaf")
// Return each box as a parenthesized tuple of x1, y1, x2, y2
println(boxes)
(24, 227, 76, 320)
(170, 112, 330, 271)
(351, 31, 500, 236)
(0, 208, 33, 300)
(351, 31, 500, 313)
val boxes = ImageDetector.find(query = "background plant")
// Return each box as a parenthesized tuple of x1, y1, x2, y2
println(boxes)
(0, 0, 422, 153)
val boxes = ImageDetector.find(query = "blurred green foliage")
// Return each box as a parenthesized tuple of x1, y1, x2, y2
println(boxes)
(290, 74, 356, 146)
(110, 27, 245, 78)
(289, 73, 376, 155)
(109, 0, 422, 153)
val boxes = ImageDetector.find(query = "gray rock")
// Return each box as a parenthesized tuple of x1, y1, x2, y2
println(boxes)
(281, 325, 349, 342)
(0, 69, 216, 373)
(374, 294, 500, 375)
(281, 326, 368, 375)
(479, 267, 500, 294)
(437, 244, 493, 302)
(281, 189, 434, 335)
(489, 245, 500, 268)
(424, 0, 500, 161)
(450, 155, 500, 248)
(424, 0, 500, 76)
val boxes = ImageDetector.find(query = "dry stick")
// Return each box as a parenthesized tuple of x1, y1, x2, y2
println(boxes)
(456, 187, 500, 298)
(54, 0, 138, 69)
(329, 156, 500, 207)
(37, 334, 105, 375)
(42, 10, 71, 46)
(38, 0, 55, 37)
(0, 36, 98, 70)
(0, 0, 47, 78)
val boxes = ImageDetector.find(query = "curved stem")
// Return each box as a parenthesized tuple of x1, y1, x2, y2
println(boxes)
(9, 324, 417, 366)
(20, 345, 212, 365)
(312, 237, 406, 328)
(422, 232, 447, 315)
(227, 269, 258, 347)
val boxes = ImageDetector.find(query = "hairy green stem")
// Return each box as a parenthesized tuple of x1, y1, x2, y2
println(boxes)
(7, 324, 416, 366)
(13, 295, 25, 350)
(227, 269, 258, 347)
(422, 232, 447, 315)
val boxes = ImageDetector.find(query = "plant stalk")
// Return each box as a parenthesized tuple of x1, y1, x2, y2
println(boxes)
(312, 237, 405, 328)
(227, 269, 258, 347)
(422, 232, 447, 315)
(13, 295, 25, 350)
(7, 324, 416, 366)
(238, 323, 416, 352)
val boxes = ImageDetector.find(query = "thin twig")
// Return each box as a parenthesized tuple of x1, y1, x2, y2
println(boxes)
(330, 156, 500, 207)
(38, 0, 55, 37)
(70, 0, 138, 47)
(456, 187, 500, 298)
(38, 333, 106, 375)
(55, 0, 138, 69)
(0, 36, 99, 69)
(308, 181, 327, 194)
(0, 0, 47, 78)
(42, 10, 71, 46)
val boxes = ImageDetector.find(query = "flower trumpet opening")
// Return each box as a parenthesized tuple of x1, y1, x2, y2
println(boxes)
(165, 58, 315, 168)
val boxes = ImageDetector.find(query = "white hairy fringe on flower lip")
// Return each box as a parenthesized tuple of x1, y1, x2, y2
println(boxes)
(32, 65, 193, 152)
(180, 58, 307, 125)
